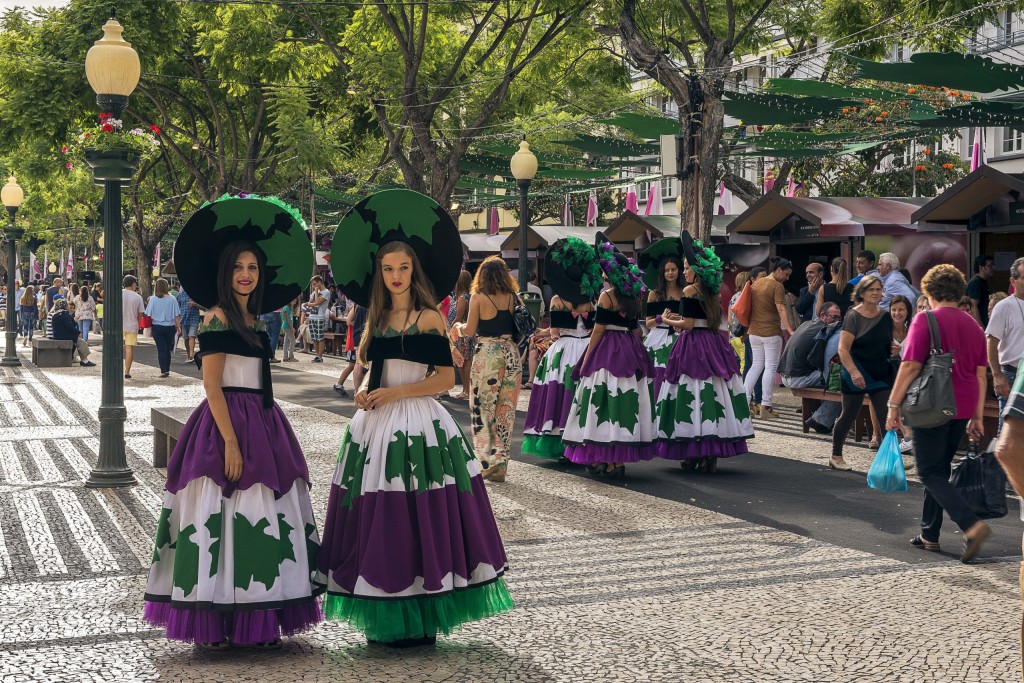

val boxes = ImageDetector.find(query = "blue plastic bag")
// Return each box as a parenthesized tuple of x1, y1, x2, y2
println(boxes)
(866, 430, 907, 493)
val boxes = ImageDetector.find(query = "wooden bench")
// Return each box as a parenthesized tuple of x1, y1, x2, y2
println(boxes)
(31, 338, 74, 367)
(791, 387, 872, 442)
(151, 407, 194, 468)
(792, 387, 1001, 446)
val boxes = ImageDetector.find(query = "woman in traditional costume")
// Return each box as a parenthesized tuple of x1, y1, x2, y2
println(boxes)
(316, 189, 512, 647)
(144, 195, 323, 649)
(656, 233, 753, 472)
(562, 234, 657, 476)
(638, 241, 685, 397)
(521, 237, 601, 460)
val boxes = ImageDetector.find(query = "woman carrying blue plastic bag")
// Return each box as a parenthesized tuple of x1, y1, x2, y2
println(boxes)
(867, 431, 907, 493)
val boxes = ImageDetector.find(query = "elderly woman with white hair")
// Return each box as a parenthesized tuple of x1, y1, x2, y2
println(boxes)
(876, 252, 920, 310)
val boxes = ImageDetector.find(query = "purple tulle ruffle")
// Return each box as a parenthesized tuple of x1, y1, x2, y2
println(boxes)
(657, 437, 749, 461)
(664, 328, 740, 382)
(564, 442, 656, 464)
(143, 600, 322, 644)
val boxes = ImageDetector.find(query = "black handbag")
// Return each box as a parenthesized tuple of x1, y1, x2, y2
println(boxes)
(951, 442, 1008, 519)
(900, 312, 957, 428)
(511, 294, 537, 345)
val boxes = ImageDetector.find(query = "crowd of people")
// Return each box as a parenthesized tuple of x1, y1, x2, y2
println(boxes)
(1, 277, 104, 366)
(4, 191, 1022, 654)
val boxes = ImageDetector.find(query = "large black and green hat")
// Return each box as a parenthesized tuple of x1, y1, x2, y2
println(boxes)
(544, 236, 602, 305)
(330, 189, 463, 307)
(637, 237, 685, 291)
(594, 231, 645, 298)
(173, 194, 314, 314)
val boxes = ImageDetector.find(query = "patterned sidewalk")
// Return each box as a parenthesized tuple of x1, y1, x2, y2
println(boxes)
(0, 353, 1021, 682)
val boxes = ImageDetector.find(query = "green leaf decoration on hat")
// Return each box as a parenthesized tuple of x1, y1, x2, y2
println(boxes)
(174, 194, 314, 314)
(332, 189, 462, 308)
(547, 236, 603, 302)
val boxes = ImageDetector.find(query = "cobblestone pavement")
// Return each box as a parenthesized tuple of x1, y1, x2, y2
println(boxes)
(0, 343, 1021, 682)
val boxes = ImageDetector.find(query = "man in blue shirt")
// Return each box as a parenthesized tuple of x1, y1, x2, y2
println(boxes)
(877, 252, 920, 310)
(847, 250, 879, 287)
(176, 287, 201, 361)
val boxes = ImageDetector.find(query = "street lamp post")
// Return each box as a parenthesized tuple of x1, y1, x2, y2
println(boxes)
(84, 9, 141, 489)
(1, 176, 24, 368)
(510, 140, 538, 292)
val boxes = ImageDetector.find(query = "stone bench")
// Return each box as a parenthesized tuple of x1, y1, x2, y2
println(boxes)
(31, 338, 74, 367)
(151, 407, 195, 468)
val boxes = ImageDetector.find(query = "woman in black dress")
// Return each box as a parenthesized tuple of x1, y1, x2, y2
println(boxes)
(817, 257, 853, 319)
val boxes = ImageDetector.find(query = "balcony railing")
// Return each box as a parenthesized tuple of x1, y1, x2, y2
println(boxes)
(967, 30, 1024, 54)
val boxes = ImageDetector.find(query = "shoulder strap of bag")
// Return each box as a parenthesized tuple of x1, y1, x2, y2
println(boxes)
(925, 311, 943, 355)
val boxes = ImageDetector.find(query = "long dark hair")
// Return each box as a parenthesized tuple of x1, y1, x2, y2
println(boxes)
(79, 286, 90, 302)
(216, 240, 266, 348)
(656, 256, 683, 299)
(358, 241, 439, 366)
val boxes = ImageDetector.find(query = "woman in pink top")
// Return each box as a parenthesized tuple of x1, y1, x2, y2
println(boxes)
(886, 264, 990, 563)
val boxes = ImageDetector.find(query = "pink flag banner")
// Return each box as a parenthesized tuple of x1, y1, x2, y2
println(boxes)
(154, 243, 161, 273)
(43, 250, 49, 278)
(562, 195, 574, 226)
(970, 128, 986, 172)
(625, 185, 639, 213)
(67, 250, 74, 278)
(764, 170, 776, 193)
(644, 180, 662, 216)
(29, 252, 38, 280)
(488, 207, 500, 236)
(717, 180, 733, 215)
(586, 190, 598, 227)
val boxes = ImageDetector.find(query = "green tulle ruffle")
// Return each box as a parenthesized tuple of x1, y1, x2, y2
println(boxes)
(323, 579, 513, 642)
(521, 434, 566, 459)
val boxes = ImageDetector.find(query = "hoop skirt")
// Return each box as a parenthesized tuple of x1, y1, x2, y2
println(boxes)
(522, 331, 589, 459)
(656, 326, 753, 460)
(143, 353, 323, 644)
(316, 356, 512, 642)
(562, 318, 657, 463)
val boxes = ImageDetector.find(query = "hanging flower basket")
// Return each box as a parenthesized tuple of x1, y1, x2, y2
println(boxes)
(83, 148, 141, 183)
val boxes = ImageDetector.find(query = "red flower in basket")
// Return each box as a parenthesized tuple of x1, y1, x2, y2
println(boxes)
(101, 123, 114, 133)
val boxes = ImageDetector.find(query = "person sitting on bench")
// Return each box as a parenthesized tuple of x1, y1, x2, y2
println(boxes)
(780, 301, 842, 433)
(49, 298, 95, 367)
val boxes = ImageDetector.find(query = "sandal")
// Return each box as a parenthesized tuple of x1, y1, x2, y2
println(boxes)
(255, 639, 282, 650)
(960, 522, 992, 563)
(910, 535, 940, 552)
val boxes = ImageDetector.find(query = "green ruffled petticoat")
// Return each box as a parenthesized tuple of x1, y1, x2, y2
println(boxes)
(323, 580, 513, 642)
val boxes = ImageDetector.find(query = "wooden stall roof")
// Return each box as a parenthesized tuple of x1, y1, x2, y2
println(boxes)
(727, 194, 930, 237)
(911, 165, 1024, 224)
(500, 225, 603, 251)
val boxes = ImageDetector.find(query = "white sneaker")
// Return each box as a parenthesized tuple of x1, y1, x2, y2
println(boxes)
(899, 438, 914, 454)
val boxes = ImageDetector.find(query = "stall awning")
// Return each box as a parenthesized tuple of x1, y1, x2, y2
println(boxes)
(911, 165, 1024, 224)
(460, 232, 507, 258)
(727, 195, 930, 239)
(605, 211, 669, 242)
(500, 225, 604, 251)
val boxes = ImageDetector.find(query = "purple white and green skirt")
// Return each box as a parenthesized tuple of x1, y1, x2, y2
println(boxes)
(522, 334, 589, 459)
(316, 391, 512, 643)
(562, 329, 657, 463)
(143, 391, 323, 644)
(656, 327, 753, 460)
(644, 326, 678, 398)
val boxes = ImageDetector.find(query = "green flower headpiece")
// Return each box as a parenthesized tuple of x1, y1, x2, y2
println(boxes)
(550, 236, 603, 300)
(688, 236, 724, 294)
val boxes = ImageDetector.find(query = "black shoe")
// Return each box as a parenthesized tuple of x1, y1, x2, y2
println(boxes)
(312, 356, 323, 363)
(80, 361, 96, 367)
(333, 384, 349, 397)
(805, 417, 831, 434)
(366, 635, 436, 648)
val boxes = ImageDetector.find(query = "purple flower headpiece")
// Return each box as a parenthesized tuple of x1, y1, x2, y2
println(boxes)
(597, 241, 645, 298)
